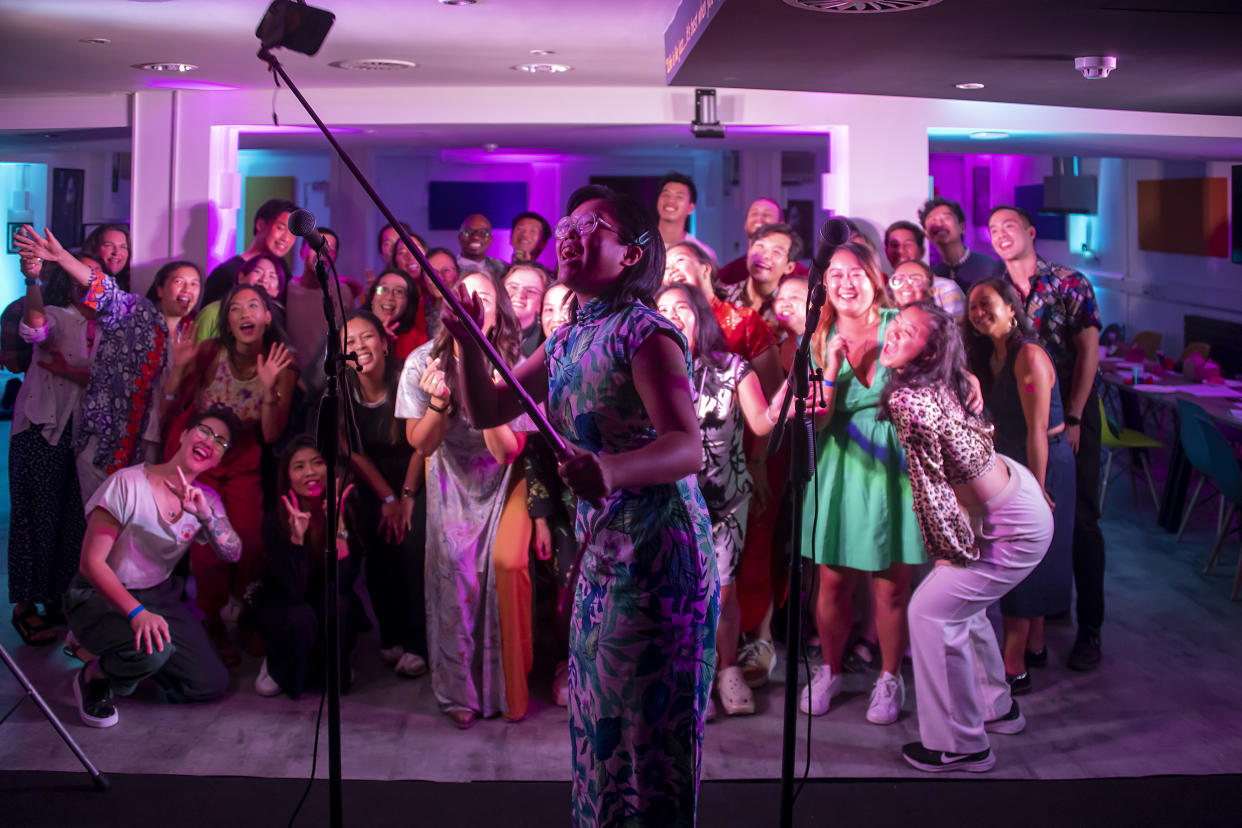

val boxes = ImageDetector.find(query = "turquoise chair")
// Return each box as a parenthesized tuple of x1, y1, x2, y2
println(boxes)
(1192, 415, 1242, 601)
(1174, 399, 1226, 543)
(1098, 396, 1163, 512)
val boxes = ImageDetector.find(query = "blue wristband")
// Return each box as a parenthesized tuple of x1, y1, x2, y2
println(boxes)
(822, 379, 836, 388)
(127, 604, 145, 620)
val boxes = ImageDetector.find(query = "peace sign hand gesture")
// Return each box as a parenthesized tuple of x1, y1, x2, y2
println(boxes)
(282, 491, 311, 546)
(167, 467, 213, 521)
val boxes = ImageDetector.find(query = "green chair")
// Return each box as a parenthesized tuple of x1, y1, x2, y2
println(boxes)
(1192, 415, 1242, 601)
(1099, 396, 1163, 512)
(1174, 399, 1226, 543)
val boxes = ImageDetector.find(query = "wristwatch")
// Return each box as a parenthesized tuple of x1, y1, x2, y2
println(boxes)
(1064, 414, 1081, 426)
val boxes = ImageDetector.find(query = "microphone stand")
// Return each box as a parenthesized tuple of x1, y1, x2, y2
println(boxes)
(312, 248, 347, 828)
(768, 281, 827, 828)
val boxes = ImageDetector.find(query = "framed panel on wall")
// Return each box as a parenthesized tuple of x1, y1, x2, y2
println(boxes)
(971, 166, 990, 226)
(51, 167, 85, 248)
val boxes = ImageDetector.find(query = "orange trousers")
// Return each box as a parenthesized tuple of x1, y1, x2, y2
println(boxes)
(493, 475, 533, 720)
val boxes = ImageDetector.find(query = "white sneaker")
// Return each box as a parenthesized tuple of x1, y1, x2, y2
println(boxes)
(739, 638, 777, 688)
(394, 651, 428, 678)
(865, 671, 904, 725)
(552, 660, 569, 707)
(254, 658, 281, 697)
(799, 665, 841, 716)
(378, 645, 404, 665)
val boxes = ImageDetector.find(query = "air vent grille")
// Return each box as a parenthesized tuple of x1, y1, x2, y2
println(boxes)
(780, 0, 944, 13)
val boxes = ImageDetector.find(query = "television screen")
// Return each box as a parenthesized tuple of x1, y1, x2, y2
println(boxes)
(427, 181, 529, 231)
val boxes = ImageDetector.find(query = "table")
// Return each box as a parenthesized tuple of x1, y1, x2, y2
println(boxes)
(1098, 357, 1242, 531)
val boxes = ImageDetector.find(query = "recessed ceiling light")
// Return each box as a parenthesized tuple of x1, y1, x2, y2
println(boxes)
(529, 49, 555, 56)
(969, 131, 1008, 140)
(329, 58, 418, 71)
(134, 62, 198, 73)
(438, 0, 478, 5)
(79, 37, 111, 46)
(955, 82, 985, 90)
(511, 63, 571, 73)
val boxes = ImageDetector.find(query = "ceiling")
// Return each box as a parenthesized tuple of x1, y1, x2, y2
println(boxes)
(673, 0, 1242, 116)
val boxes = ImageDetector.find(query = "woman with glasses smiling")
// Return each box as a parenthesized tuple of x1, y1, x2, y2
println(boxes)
(889, 259, 966, 319)
(443, 185, 719, 826)
(367, 269, 426, 361)
(64, 405, 243, 728)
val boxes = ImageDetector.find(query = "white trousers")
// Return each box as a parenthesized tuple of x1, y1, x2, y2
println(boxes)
(908, 455, 1053, 754)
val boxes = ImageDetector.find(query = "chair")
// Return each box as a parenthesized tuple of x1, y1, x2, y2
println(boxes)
(1131, 331, 1162, 360)
(1191, 415, 1242, 601)
(1099, 396, 1163, 512)
(1174, 399, 1225, 543)
(1178, 342, 1211, 363)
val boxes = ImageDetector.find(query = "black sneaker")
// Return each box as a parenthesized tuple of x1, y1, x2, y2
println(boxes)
(1024, 648, 1048, 668)
(1067, 629, 1102, 672)
(1007, 671, 1032, 696)
(74, 666, 118, 728)
(902, 741, 995, 773)
(985, 700, 1026, 735)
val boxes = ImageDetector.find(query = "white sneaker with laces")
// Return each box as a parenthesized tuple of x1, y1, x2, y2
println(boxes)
(799, 665, 841, 716)
(739, 638, 777, 688)
(394, 651, 428, 677)
(254, 658, 281, 697)
(865, 671, 904, 725)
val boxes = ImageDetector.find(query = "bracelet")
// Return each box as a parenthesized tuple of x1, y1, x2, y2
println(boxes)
(427, 399, 446, 413)
(24, 278, 38, 287)
(127, 604, 145, 620)
(163, 392, 177, 401)
(382, 494, 396, 504)
(822, 379, 836, 388)
(764, 406, 777, 427)
(401, 486, 416, 498)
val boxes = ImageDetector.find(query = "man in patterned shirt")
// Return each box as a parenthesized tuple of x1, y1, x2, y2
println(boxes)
(990, 205, 1105, 672)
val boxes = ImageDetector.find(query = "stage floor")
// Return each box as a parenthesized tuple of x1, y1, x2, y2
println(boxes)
(2, 421, 1241, 785)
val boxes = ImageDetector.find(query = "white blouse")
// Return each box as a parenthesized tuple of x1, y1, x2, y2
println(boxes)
(15, 304, 96, 445)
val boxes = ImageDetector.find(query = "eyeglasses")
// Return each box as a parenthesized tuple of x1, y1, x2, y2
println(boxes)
(374, 285, 408, 298)
(192, 422, 232, 453)
(459, 228, 492, 239)
(889, 273, 929, 289)
(554, 212, 625, 242)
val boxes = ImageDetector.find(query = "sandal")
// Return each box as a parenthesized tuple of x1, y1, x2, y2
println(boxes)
(12, 605, 58, 646)
(716, 665, 755, 716)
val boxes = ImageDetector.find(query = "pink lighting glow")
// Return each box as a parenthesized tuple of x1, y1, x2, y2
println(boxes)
(145, 79, 238, 91)
(234, 125, 364, 135)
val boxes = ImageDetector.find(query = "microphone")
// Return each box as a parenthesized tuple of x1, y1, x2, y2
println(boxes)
(288, 208, 327, 252)
(810, 216, 852, 282)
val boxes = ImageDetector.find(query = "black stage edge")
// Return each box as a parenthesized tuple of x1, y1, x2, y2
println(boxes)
(2, 771, 1237, 827)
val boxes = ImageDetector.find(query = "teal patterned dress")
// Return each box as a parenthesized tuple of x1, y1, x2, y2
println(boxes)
(545, 298, 720, 827)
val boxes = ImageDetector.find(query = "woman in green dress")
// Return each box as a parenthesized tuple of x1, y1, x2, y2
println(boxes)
(801, 241, 926, 726)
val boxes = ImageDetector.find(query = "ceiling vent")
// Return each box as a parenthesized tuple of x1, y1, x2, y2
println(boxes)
(329, 59, 417, 72)
(780, 0, 944, 12)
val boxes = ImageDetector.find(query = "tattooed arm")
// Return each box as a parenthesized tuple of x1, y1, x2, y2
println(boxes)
(170, 469, 242, 563)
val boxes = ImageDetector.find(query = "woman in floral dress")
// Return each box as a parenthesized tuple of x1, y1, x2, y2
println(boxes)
(444, 185, 719, 826)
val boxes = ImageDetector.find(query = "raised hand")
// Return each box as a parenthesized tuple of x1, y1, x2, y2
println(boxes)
(825, 334, 849, 371)
(282, 491, 311, 545)
(438, 284, 484, 342)
(19, 255, 42, 281)
(533, 517, 553, 561)
(13, 225, 66, 264)
(256, 342, 293, 390)
(171, 322, 197, 370)
(322, 482, 355, 519)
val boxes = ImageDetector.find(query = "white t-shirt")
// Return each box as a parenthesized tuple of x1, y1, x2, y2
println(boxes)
(86, 464, 224, 590)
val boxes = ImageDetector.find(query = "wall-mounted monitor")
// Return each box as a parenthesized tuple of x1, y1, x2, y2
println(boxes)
(427, 181, 529, 231)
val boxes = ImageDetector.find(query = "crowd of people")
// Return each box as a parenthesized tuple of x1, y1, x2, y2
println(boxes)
(6, 169, 1107, 821)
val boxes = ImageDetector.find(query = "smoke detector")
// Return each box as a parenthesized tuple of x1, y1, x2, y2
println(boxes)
(1074, 56, 1117, 80)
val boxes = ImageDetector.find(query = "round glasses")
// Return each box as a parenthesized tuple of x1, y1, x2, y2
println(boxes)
(890, 273, 929, 289)
(554, 212, 623, 241)
(192, 422, 232, 454)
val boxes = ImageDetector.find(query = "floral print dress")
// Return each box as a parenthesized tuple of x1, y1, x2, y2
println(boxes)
(545, 298, 719, 828)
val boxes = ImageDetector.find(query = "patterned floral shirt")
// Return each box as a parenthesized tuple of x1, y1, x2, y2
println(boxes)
(1001, 256, 1102, 379)
(78, 267, 170, 473)
(887, 383, 996, 565)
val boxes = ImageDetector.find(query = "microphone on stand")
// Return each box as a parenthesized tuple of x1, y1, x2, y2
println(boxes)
(288, 208, 329, 253)
(808, 216, 853, 302)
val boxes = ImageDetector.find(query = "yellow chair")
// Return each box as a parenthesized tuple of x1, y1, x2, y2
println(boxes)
(1131, 331, 1162, 360)
(1099, 397, 1163, 511)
